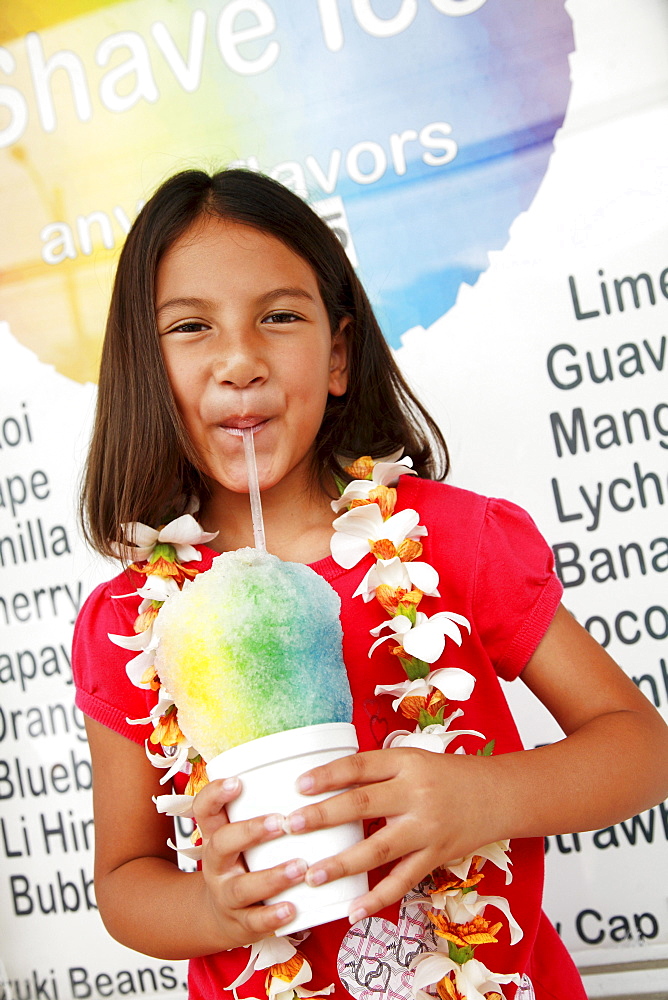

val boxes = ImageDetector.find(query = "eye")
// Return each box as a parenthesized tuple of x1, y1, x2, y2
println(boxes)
(163, 320, 210, 335)
(263, 310, 301, 324)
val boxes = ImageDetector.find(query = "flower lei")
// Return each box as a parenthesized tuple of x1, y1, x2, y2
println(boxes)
(330, 451, 523, 1000)
(109, 515, 333, 999)
(108, 455, 523, 1000)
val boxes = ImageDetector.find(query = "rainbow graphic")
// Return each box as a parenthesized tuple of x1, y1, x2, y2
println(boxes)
(0, 0, 573, 379)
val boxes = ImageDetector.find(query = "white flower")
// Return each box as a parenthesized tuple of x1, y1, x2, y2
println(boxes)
(109, 625, 160, 689)
(166, 838, 203, 861)
(265, 957, 320, 1000)
(411, 951, 521, 1000)
(136, 575, 181, 601)
(375, 670, 476, 711)
(269, 986, 334, 999)
(331, 505, 427, 569)
(430, 890, 523, 946)
(126, 685, 174, 727)
(385, 723, 484, 754)
(353, 555, 440, 603)
(153, 794, 196, 818)
(370, 611, 471, 663)
(145, 739, 191, 784)
(383, 709, 484, 753)
(226, 937, 300, 991)
(111, 513, 218, 563)
(227, 940, 334, 998)
(447, 841, 513, 885)
(331, 455, 415, 512)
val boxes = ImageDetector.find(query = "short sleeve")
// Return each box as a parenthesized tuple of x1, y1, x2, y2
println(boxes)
(72, 578, 154, 744)
(473, 498, 563, 681)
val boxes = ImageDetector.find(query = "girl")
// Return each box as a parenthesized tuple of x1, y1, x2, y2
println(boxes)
(74, 168, 668, 1000)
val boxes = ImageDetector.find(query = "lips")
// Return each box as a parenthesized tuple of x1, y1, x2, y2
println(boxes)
(219, 416, 269, 436)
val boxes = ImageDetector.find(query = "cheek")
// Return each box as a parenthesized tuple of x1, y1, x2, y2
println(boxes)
(162, 357, 198, 422)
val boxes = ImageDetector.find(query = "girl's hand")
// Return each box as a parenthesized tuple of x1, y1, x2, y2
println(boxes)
(284, 607, 668, 925)
(284, 748, 492, 922)
(194, 777, 308, 947)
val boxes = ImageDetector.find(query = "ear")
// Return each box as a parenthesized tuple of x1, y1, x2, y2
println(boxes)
(328, 318, 350, 397)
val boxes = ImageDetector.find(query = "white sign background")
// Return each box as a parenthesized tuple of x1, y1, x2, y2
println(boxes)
(398, 0, 668, 979)
(1, 0, 667, 997)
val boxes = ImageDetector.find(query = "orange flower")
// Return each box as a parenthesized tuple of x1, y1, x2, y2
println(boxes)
(389, 643, 409, 659)
(350, 485, 397, 519)
(133, 605, 161, 633)
(266, 952, 307, 991)
(344, 456, 375, 479)
(434, 977, 502, 1000)
(435, 977, 502, 1000)
(428, 912, 503, 948)
(431, 858, 485, 892)
(139, 662, 161, 691)
(369, 537, 398, 560)
(397, 538, 423, 561)
(436, 977, 464, 1000)
(150, 705, 185, 747)
(185, 757, 209, 796)
(375, 583, 423, 616)
(132, 558, 199, 585)
(399, 687, 448, 721)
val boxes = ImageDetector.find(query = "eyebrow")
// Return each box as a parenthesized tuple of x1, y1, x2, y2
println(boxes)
(156, 287, 317, 317)
(156, 296, 215, 317)
(256, 287, 317, 306)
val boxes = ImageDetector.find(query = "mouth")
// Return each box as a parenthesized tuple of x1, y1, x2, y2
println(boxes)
(219, 417, 269, 437)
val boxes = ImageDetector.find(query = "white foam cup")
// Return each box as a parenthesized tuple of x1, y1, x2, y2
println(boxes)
(206, 722, 368, 935)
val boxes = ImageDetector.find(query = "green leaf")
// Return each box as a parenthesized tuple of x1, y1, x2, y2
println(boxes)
(417, 706, 445, 729)
(402, 656, 430, 681)
(447, 941, 474, 964)
(333, 474, 347, 496)
(150, 542, 177, 563)
(476, 739, 496, 757)
(402, 603, 418, 626)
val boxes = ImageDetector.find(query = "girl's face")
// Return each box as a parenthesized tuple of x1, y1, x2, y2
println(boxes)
(156, 214, 348, 501)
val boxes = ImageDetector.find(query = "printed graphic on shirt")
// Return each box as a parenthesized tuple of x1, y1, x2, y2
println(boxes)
(337, 884, 436, 999)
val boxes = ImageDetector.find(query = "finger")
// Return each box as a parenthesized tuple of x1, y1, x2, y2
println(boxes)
(297, 749, 402, 796)
(302, 822, 414, 889)
(238, 898, 297, 940)
(205, 812, 286, 877)
(286, 780, 405, 835)
(193, 777, 240, 840)
(221, 857, 308, 912)
(346, 851, 433, 923)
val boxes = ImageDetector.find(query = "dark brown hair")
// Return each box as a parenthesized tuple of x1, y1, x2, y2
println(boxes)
(80, 168, 449, 556)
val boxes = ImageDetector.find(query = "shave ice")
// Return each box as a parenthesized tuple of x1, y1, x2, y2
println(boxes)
(153, 429, 367, 933)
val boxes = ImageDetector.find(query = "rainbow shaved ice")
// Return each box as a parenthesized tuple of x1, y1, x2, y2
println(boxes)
(154, 547, 352, 761)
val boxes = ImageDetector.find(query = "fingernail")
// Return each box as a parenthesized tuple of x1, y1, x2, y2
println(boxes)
(287, 812, 306, 833)
(276, 903, 292, 921)
(264, 813, 285, 833)
(349, 907, 367, 924)
(222, 777, 239, 792)
(285, 859, 307, 880)
(305, 868, 327, 887)
(297, 774, 314, 793)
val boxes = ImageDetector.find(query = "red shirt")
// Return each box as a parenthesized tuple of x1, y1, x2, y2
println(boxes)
(73, 479, 585, 1000)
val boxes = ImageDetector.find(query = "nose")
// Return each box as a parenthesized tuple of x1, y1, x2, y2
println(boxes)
(211, 332, 268, 390)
